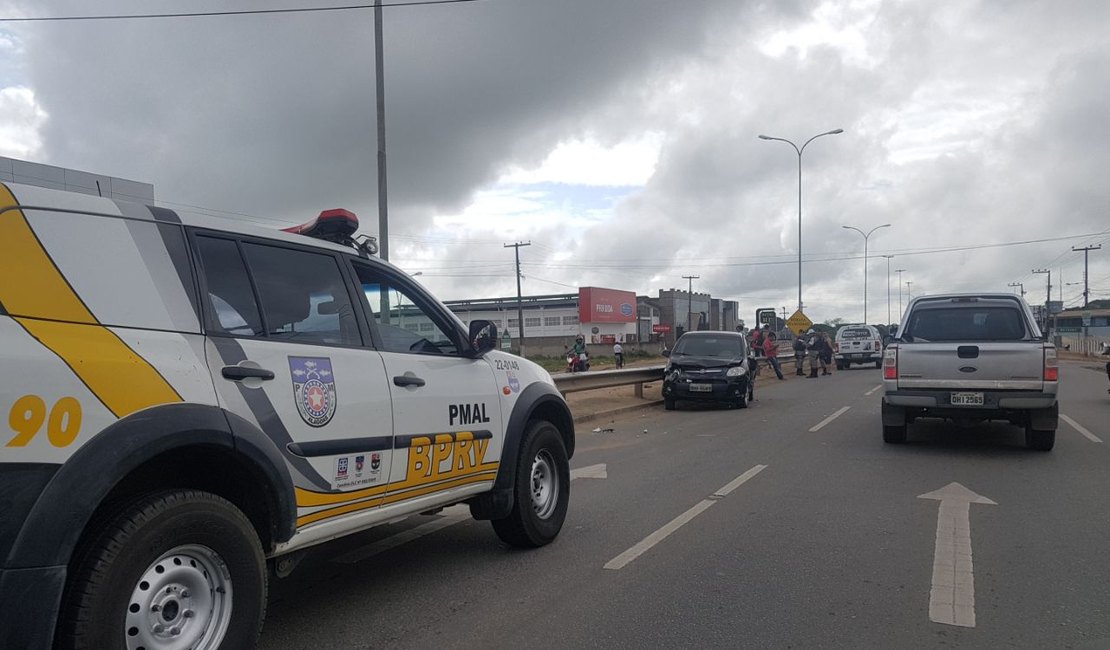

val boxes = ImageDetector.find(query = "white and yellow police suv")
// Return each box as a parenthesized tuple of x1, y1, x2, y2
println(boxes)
(0, 182, 575, 649)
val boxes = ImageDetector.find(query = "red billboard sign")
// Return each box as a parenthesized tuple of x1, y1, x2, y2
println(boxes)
(652, 324, 672, 333)
(579, 287, 636, 324)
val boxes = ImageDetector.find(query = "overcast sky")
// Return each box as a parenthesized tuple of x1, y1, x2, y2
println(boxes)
(1, 0, 1108, 325)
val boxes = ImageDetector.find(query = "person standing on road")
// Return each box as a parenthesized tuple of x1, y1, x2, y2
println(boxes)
(762, 331, 785, 380)
(750, 328, 764, 359)
(792, 334, 806, 376)
(613, 341, 624, 369)
(805, 329, 821, 378)
(818, 332, 833, 376)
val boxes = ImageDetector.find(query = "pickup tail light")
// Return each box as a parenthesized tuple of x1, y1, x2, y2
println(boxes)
(833, 342, 840, 353)
(883, 346, 898, 380)
(1044, 346, 1058, 382)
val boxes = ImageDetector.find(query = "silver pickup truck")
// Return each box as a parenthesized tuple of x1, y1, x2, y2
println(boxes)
(881, 293, 1059, 450)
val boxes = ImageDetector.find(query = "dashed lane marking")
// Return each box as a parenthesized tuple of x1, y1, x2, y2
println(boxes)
(865, 384, 883, 396)
(603, 464, 767, 570)
(809, 406, 851, 432)
(1061, 413, 1103, 443)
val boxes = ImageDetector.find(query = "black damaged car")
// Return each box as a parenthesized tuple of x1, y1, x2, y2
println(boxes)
(662, 331, 755, 410)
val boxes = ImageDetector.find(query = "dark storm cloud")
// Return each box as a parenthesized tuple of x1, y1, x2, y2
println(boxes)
(5, 0, 1109, 318)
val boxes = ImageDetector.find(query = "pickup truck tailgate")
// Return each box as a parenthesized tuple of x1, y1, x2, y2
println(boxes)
(896, 342, 1044, 390)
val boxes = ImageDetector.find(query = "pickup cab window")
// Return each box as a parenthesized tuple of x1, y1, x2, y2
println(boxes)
(905, 307, 1026, 342)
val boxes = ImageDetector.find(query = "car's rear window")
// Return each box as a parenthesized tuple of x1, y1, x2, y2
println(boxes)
(905, 307, 1026, 342)
(673, 336, 746, 359)
(838, 328, 873, 340)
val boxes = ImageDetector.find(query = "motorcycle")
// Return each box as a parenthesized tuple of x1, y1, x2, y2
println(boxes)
(566, 350, 590, 373)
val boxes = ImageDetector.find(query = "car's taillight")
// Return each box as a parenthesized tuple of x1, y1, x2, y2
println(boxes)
(834, 342, 840, 353)
(1044, 346, 1058, 382)
(883, 346, 898, 380)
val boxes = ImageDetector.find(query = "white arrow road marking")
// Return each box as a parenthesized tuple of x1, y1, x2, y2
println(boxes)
(918, 482, 997, 628)
(1061, 413, 1103, 443)
(335, 463, 607, 564)
(604, 464, 767, 570)
(865, 384, 883, 396)
(809, 406, 850, 432)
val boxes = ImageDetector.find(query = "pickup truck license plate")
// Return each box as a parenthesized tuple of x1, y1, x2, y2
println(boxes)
(689, 383, 713, 393)
(950, 392, 984, 406)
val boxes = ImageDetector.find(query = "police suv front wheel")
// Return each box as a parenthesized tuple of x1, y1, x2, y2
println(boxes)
(57, 489, 267, 650)
(492, 420, 570, 548)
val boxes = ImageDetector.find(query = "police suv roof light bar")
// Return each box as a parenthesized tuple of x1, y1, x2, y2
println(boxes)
(282, 208, 378, 256)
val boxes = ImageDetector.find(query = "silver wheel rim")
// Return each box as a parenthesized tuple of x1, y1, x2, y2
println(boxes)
(125, 544, 233, 650)
(530, 450, 559, 520)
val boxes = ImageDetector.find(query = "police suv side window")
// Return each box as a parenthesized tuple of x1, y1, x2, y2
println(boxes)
(351, 264, 461, 355)
(195, 236, 265, 337)
(241, 243, 360, 346)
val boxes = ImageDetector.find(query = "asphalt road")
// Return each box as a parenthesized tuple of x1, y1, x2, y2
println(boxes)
(259, 360, 1110, 649)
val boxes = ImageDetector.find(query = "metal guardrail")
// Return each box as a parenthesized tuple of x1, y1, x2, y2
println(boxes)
(551, 365, 665, 396)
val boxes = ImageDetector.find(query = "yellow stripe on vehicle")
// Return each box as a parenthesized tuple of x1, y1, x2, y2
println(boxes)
(1, 184, 182, 417)
(0, 185, 98, 324)
(295, 470, 498, 528)
(295, 461, 500, 507)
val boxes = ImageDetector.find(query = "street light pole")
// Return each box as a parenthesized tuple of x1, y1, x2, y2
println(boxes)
(374, 0, 389, 261)
(905, 281, 913, 302)
(881, 255, 894, 326)
(842, 223, 891, 324)
(758, 128, 844, 314)
(895, 269, 906, 321)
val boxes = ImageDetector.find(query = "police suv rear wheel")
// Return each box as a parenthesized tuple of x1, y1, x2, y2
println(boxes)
(492, 420, 569, 548)
(58, 490, 266, 650)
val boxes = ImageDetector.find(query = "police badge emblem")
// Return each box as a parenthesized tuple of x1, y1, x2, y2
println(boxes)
(289, 357, 337, 427)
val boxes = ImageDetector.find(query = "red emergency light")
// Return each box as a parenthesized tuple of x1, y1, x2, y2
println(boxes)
(282, 208, 359, 242)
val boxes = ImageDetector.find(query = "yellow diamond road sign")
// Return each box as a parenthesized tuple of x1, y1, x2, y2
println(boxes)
(786, 309, 813, 336)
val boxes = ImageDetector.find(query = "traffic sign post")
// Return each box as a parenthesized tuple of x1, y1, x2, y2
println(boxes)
(786, 309, 813, 336)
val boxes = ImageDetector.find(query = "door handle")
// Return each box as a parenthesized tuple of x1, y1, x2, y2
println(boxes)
(222, 366, 276, 381)
(393, 375, 426, 388)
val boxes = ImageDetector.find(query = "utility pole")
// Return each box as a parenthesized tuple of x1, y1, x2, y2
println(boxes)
(905, 281, 913, 302)
(682, 275, 700, 335)
(1073, 245, 1101, 308)
(1073, 244, 1101, 340)
(505, 242, 531, 356)
(1032, 268, 1051, 333)
(374, 0, 389, 260)
(1008, 282, 1025, 297)
(895, 269, 907, 321)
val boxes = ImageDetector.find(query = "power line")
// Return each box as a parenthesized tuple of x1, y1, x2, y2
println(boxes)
(0, 0, 483, 22)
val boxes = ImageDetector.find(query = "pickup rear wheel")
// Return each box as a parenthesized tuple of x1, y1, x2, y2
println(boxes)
(491, 420, 570, 548)
(1025, 426, 1055, 451)
(58, 490, 266, 650)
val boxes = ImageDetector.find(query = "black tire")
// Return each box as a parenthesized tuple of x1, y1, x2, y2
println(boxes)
(883, 424, 907, 444)
(734, 385, 749, 409)
(875, 360, 882, 369)
(1025, 426, 1055, 451)
(664, 397, 676, 411)
(836, 362, 844, 371)
(491, 420, 570, 548)
(57, 490, 266, 650)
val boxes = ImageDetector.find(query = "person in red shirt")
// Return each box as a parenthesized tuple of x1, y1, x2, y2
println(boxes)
(762, 331, 785, 380)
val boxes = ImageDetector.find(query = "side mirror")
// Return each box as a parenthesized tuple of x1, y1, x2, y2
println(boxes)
(662, 349, 670, 357)
(468, 320, 497, 356)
